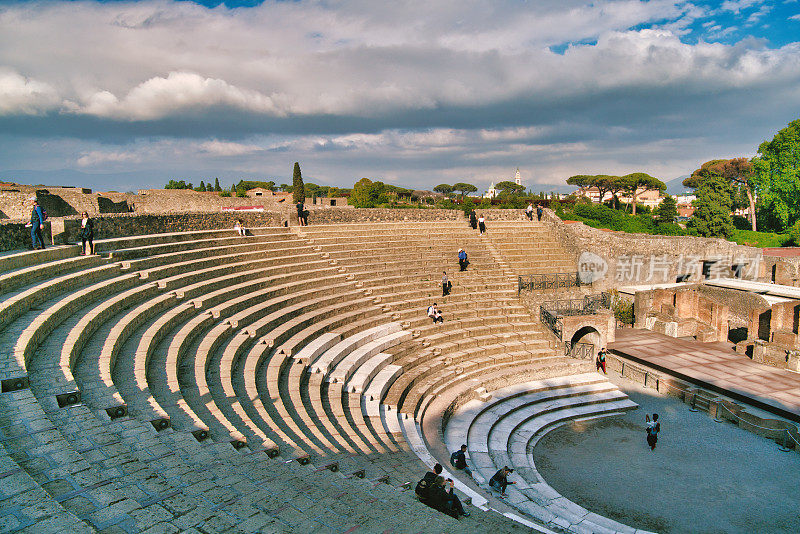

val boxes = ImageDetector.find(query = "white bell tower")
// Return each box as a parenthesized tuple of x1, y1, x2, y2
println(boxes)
(514, 168, 522, 186)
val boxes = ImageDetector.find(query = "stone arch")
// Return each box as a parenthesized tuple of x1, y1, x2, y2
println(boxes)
(570, 325, 602, 356)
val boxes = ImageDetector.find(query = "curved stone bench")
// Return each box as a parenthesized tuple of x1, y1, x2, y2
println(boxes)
(457, 378, 639, 533)
(14, 273, 141, 378)
(0, 254, 99, 294)
(107, 230, 292, 261)
(227, 296, 381, 451)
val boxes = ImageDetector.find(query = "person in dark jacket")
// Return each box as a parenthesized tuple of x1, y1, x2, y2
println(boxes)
(469, 210, 478, 230)
(458, 249, 468, 271)
(489, 466, 515, 496)
(427, 477, 468, 518)
(536, 203, 544, 221)
(79, 212, 94, 255)
(450, 444, 471, 475)
(29, 199, 46, 250)
(442, 272, 451, 297)
(415, 464, 443, 502)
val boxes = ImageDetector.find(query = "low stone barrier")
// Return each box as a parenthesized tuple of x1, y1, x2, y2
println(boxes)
(607, 352, 800, 452)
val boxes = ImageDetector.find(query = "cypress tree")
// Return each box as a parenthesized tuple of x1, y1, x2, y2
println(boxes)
(292, 162, 305, 204)
(214, 178, 221, 191)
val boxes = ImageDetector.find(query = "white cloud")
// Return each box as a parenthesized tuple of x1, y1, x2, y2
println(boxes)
(73, 71, 283, 120)
(2, 0, 794, 121)
(720, 0, 765, 14)
(790, 14, 800, 20)
(0, 69, 59, 115)
(198, 140, 263, 156)
(77, 150, 140, 167)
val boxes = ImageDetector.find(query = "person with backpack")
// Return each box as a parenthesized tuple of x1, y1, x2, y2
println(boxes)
(28, 199, 46, 250)
(450, 444, 471, 476)
(536, 203, 544, 221)
(458, 249, 468, 271)
(646, 413, 661, 451)
(596, 348, 607, 374)
(415, 463, 443, 502)
(441, 272, 452, 297)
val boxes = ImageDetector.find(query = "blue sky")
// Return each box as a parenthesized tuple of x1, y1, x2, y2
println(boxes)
(1, 0, 799, 193)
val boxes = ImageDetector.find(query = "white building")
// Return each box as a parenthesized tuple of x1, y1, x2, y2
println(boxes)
(484, 168, 523, 198)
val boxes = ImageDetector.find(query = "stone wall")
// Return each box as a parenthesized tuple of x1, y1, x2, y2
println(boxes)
(540, 209, 763, 290)
(305, 208, 462, 225)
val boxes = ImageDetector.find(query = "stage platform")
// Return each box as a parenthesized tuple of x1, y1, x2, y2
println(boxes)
(610, 328, 800, 422)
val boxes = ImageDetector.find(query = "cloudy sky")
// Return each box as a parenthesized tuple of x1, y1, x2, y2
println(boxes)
(1, 0, 799, 193)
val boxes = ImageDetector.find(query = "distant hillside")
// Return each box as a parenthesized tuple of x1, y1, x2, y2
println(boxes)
(665, 175, 691, 195)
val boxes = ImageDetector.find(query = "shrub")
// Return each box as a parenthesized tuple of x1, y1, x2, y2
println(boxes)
(732, 215, 751, 230)
(610, 291, 634, 325)
(219, 191, 231, 197)
(789, 221, 800, 246)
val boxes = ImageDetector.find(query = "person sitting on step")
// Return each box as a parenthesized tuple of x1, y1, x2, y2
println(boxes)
(489, 466, 515, 497)
(427, 476, 469, 518)
(458, 249, 468, 271)
(415, 463, 442, 502)
(450, 444, 472, 476)
(427, 303, 443, 323)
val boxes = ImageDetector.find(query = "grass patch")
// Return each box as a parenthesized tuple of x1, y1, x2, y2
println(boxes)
(730, 229, 790, 248)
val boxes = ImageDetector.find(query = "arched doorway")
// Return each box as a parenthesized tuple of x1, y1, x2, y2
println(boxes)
(570, 326, 602, 358)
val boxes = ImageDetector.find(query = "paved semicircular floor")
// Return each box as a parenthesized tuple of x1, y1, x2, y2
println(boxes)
(532, 376, 800, 534)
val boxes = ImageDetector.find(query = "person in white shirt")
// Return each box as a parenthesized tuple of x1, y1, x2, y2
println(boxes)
(427, 303, 443, 323)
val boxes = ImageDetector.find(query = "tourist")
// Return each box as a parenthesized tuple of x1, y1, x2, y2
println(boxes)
(596, 348, 607, 374)
(646, 413, 661, 451)
(427, 303, 443, 324)
(415, 463, 443, 502)
(469, 210, 478, 230)
(233, 219, 246, 236)
(79, 212, 94, 255)
(450, 444, 471, 476)
(427, 476, 469, 518)
(296, 200, 307, 226)
(458, 249, 468, 272)
(526, 203, 534, 220)
(442, 271, 451, 297)
(536, 203, 543, 221)
(489, 466, 515, 497)
(28, 199, 46, 250)
(478, 214, 486, 234)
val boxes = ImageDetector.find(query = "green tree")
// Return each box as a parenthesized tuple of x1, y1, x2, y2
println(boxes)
(214, 177, 222, 192)
(165, 179, 192, 189)
(292, 162, 305, 204)
(433, 184, 453, 195)
(494, 181, 524, 196)
(620, 172, 666, 215)
(349, 178, 385, 208)
(655, 195, 677, 224)
(452, 182, 478, 198)
(265, 181, 275, 191)
(688, 173, 734, 238)
(196, 180, 206, 192)
(752, 119, 800, 232)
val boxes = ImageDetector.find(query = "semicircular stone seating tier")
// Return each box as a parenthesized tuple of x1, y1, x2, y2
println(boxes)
(0, 221, 584, 532)
(439, 374, 650, 534)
